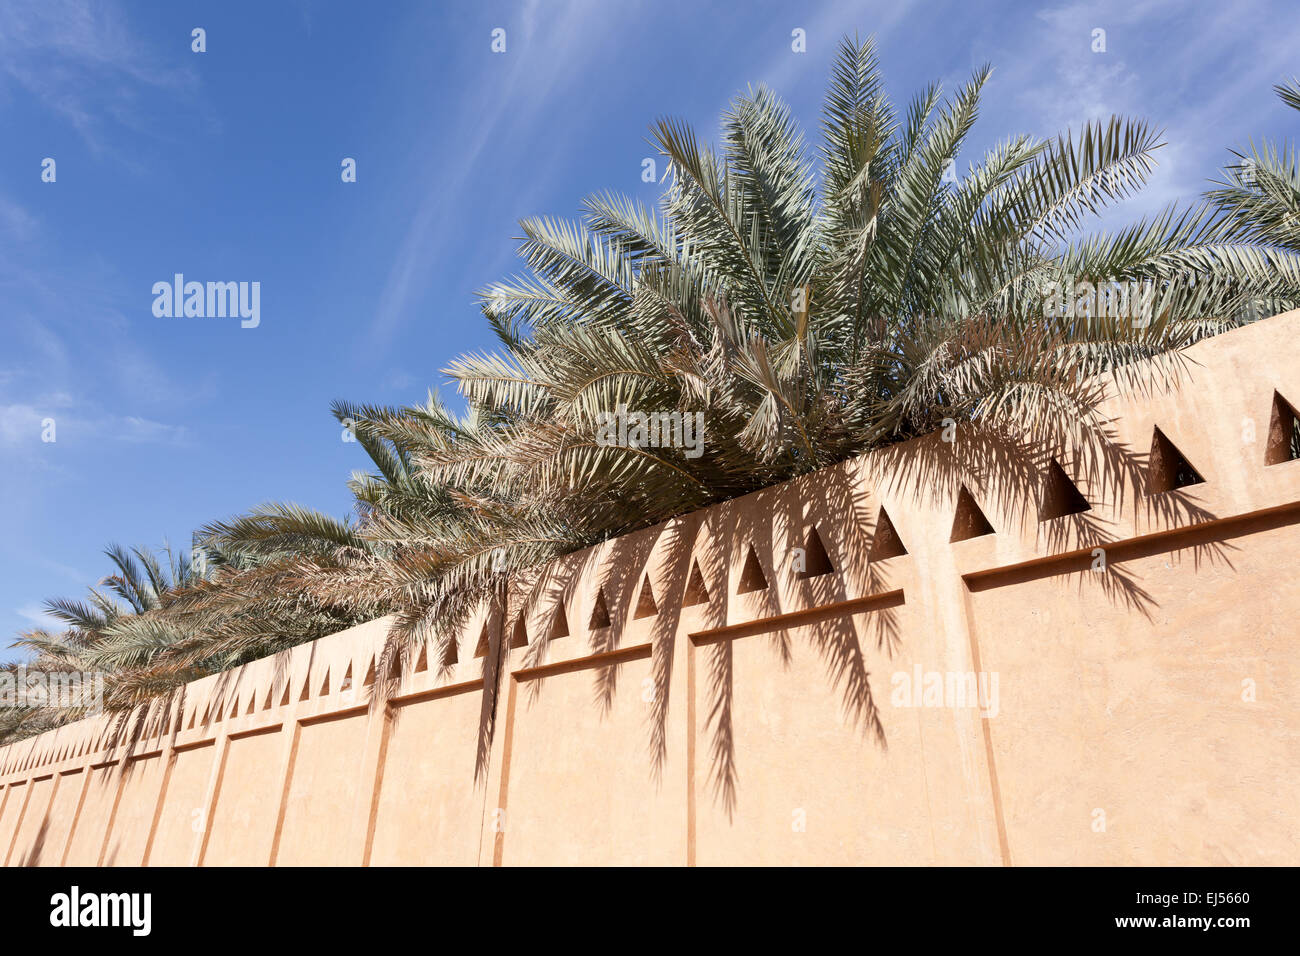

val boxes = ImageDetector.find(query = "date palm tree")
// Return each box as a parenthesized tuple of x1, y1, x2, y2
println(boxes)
(8, 35, 1298, 746)
(1206, 78, 1300, 308)
(2, 542, 206, 741)
(326, 35, 1293, 684)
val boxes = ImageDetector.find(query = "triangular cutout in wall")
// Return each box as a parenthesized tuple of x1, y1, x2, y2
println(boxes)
(869, 508, 908, 560)
(262, 687, 274, 711)
(1039, 459, 1091, 520)
(550, 604, 570, 639)
(280, 683, 291, 707)
(589, 587, 612, 629)
(510, 614, 529, 649)
(634, 575, 658, 619)
(796, 527, 834, 579)
(318, 671, 330, 697)
(738, 546, 769, 593)
(950, 486, 995, 542)
(1266, 390, 1300, 465)
(683, 559, 710, 606)
(474, 623, 491, 658)
(415, 644, 429, 672)
(362, 660, 375, 687)
(1148, 426, 1204, 493)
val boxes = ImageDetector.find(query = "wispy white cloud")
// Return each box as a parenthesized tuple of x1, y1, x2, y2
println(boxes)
(0, 289, 216, 425)
(0, 397, 189, 450)
(0, 0, 196, 153)
(0, 196, 38, 241)
(117, 415, 189, 445)
(749, 0, 916, 100)
(370, 0, 622, 348)
(0, 402, 47, 446)
(970, 0, 1300, 227)
(31, 557, 89, 586)
(107, 340, 218, 407)
(16, 603, 62, 630)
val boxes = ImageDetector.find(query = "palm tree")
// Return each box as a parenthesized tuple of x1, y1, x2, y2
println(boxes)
(2, 541, 207, 741)
(1206, 78, 1300, 308)
(330, 35, 1292, 677)
(9, 35, 1298, 743)
(14, 406, 419, 729)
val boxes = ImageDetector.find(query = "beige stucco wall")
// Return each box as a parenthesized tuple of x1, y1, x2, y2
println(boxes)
(3, 310, 1299, 866)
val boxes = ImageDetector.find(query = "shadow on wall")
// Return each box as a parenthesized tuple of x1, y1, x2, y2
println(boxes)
(72, 390, 1253, 830)
(15, 815, 51, 867)
(873, 421, 1233, 618)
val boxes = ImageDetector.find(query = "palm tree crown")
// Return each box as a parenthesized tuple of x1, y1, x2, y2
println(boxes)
(6, 36, 1298, 743)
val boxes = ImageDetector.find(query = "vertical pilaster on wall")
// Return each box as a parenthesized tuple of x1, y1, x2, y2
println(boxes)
(57, 764, 95, 866)
(266, 716, 304, 867)
(684, 610, 699, 867)
(958, 581, 1012, 867)
(2, 777, 35, 866)
(140, 698, 182, 866)
(489, 673, 518, 867)
(0, 785, 12, 866)
(345, 700, 393, 866)
(920, 500, 1010, 867)
(94, 756, 130, 867)
(474, 603, 510, 867)
(897, 483, 1007, 867)
(191, 729, 230, 867)
(45, 773, 66, 862)
(264, 646, 316, 866)
(666, 530, 695, 869)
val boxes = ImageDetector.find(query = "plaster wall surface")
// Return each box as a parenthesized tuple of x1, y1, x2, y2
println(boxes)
(3, 310, 1299, 866)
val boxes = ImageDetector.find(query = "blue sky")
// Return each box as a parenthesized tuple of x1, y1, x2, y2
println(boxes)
(1, 0, 1296, 659)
